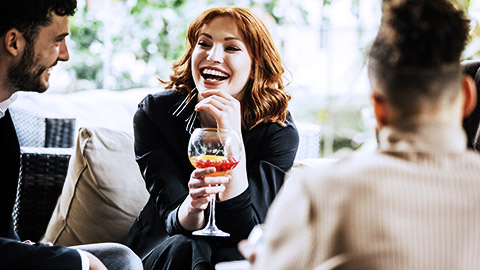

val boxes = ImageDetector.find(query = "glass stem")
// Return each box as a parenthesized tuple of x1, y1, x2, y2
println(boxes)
(208, 193, 216, 228)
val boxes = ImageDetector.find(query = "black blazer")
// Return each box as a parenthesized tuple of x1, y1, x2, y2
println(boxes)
(124, 90, 299, 260)
(0, 109, 21, 240)
(0, 109, 81, 270)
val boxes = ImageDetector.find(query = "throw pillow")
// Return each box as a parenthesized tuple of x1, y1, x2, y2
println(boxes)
(40, 126, 149, 246)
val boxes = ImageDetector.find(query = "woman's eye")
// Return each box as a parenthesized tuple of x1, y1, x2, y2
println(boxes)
(198, 41, 210, 47)
(226, 46, 241, 52)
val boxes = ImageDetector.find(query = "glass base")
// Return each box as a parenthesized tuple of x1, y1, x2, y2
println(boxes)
(192, 225, 230, 237)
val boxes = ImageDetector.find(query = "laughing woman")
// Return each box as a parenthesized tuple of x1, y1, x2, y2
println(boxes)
(124, 6, 299, 270)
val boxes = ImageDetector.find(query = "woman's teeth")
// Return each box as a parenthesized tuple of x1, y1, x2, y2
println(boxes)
(202, 68, 229, 81)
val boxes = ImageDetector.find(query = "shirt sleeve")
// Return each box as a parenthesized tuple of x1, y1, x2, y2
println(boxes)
(252, 171, 317, 270)
(1, 237, 82, 269)
(77, 249, 90, 270)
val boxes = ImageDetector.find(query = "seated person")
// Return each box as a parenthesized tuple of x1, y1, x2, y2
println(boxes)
(240, 0, 480, 269)
(124, 6, 299, 270)
(0, 0, 142, 269)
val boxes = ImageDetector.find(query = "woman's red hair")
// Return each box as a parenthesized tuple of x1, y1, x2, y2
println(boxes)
(162, 6, 290, 129)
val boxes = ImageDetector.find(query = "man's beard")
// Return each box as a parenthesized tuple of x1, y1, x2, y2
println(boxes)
(7, 41, 49, 93)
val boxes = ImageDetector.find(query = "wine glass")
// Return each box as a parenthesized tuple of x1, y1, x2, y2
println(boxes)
(188, 128, 243, 237)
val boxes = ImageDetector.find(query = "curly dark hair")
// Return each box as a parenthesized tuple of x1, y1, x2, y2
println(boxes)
(0, 0, 77, 43)
(368, 0, 470, 116)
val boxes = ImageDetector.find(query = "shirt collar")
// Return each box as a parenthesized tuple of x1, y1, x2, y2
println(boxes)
(377, 120, 467, 153)
(0, 93, 17, 119)
(168, 89, 200, 134)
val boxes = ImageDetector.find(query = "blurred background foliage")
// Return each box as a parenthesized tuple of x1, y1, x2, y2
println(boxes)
(62, 0, 480, 157)
(67, 0, 312, 91)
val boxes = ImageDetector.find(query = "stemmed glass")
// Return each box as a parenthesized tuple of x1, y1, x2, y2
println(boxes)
(188, 128, 242, 237)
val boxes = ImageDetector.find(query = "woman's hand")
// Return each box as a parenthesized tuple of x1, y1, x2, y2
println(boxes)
(178, 167, 229, 231)
(195, 89, 242, 134)
(195, 89, 248, 201)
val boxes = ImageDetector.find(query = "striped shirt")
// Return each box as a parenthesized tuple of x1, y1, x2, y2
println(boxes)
(254, 121, 480, 270)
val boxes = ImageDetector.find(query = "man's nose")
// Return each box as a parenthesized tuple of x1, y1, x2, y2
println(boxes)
(58, 39, 69, 62)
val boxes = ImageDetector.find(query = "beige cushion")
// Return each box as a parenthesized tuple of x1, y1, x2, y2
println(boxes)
(40, 126, 149, 246)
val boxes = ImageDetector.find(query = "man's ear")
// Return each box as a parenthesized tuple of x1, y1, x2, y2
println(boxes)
(462, 75, 477, 117)
(371, 92, 389, 129)
(3, 28, 25, 57)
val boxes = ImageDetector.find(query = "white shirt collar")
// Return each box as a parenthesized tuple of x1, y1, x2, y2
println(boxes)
(0, 93, 18, 119)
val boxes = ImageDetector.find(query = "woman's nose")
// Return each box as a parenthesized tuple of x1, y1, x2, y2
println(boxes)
(206, 45, 223, 63)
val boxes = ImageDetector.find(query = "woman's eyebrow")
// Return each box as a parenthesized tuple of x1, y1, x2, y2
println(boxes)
(199, 32, 240, 41)
(199, 33, 213, 39)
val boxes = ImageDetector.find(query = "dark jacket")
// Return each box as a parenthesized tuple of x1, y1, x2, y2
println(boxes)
(0, 109, 81, 270)
(124, 90, 299, 260)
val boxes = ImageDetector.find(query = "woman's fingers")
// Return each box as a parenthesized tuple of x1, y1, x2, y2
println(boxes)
(189, 184, 226, 210)
(200, 89, 235, 100)
(191, 167, 216, 179)
(197, 96, 229, 110)
(189, 178, 228, 196)
(188, 168, 230, 210)
(189, 184, 226, 198)
(195, 90, 242, 130)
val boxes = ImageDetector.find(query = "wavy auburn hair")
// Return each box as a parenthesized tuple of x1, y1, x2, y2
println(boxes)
(162, 6, 290, 129)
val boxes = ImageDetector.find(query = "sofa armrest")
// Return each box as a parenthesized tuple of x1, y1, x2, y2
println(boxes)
(13, 147, 73, 241)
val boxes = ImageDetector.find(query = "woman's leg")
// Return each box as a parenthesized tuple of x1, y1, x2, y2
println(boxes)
(143, 234, 212, 270)
(194, 262, 209, 270)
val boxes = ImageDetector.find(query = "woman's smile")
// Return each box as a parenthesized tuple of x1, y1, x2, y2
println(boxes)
(191, 16, 252, 100)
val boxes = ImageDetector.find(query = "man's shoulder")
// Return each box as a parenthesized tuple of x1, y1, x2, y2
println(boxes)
(292, 149, 480, 190)
(292, 151, 378, 180)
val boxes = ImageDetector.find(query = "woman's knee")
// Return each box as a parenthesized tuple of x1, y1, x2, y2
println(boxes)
(164, 234, 201, 254)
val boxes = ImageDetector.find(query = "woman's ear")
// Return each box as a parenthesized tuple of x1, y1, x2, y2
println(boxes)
(461, 75, 477, 117)
(371, 92, 389, 129)
(3, 28, 25, 57)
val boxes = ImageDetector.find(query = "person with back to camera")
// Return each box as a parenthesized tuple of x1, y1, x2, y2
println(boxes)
(123, 6, 299, 270)
(0, 0, 143, 269)
(239, 0, 480, 269)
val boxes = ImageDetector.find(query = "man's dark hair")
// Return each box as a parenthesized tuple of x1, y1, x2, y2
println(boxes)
(368, 0, 470, 116)
(0, 0, 77, 43)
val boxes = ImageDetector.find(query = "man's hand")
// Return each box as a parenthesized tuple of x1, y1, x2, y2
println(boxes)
(238, 239, 257, 264)
(84, 251, 108, 270)
(22, 240, 53, 246)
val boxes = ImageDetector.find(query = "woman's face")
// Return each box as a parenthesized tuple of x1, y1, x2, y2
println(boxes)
(191, 16, 252, 101)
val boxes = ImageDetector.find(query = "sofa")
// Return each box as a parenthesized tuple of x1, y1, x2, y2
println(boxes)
(10, 88, 155, 243)
(10, 88, 325, 245)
